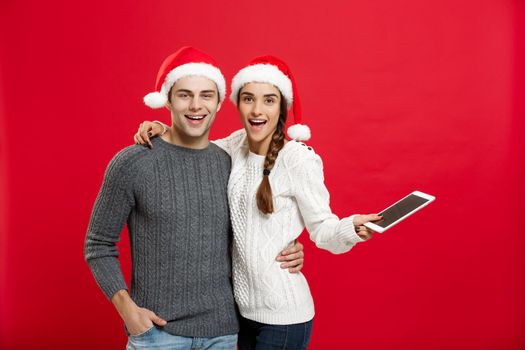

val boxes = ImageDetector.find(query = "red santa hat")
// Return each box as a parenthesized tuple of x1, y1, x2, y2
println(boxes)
(230, 55, 311, 141)
(144, 46, 226, 108)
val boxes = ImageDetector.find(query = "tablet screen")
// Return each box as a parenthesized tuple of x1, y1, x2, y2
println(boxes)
(375, 194, 430, 228)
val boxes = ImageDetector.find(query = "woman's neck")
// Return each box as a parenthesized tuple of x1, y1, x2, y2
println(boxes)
(247, 138, 271, 156)
(247, 136, 288, 156)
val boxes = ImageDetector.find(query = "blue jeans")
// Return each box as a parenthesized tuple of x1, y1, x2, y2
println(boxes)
(238, 316, 313, 350)
(126, 326, 238, 350)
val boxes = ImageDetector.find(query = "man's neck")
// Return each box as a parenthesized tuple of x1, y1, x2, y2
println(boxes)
(162, 126, 210, 149)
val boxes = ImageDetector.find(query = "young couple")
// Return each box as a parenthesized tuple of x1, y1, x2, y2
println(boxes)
(85, 46, 380, 350)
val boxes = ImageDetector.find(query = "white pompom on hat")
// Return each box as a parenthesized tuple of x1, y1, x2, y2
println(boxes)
(144, 46, 226, 108)
(230, 55, 311, 141)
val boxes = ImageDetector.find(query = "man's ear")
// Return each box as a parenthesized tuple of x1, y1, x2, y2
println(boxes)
(165, 101, 172, 111)
(216, 101, 222, 112)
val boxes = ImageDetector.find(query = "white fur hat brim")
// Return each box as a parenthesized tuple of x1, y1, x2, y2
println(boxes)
(230, 64, 293, 107)
(144, 62, 226, 109)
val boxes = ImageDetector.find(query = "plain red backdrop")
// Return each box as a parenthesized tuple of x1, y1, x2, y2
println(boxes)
(1, 0, 524, 349)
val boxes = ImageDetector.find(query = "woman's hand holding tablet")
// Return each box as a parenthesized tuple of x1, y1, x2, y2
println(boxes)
(363, 191, 436, 233)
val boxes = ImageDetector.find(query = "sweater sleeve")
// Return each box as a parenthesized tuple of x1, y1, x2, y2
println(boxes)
(291, 152, 363, 254)
(211, 129, 246, 156)
(84, 148, 137, 300)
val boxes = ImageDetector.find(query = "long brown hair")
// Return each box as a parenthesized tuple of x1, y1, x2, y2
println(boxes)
(256, 96, 288, 214)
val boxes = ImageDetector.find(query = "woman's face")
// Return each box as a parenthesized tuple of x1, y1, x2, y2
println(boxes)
(238, 82, 282, 153)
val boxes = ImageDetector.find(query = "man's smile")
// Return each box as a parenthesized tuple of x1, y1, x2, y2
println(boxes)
(185, 114, 206, 120)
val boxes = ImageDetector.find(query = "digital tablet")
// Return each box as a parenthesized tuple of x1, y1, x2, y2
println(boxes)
(363, 191, 435, 233)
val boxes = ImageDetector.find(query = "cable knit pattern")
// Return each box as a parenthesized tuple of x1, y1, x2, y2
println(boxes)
(213, 129, 363, 325)
(84, 137, 238, 337)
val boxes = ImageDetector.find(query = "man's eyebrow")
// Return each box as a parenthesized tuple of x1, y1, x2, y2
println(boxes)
(174, 89, 217, 94)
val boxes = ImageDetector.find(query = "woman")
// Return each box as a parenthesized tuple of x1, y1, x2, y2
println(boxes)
(135, 55, 381, 349)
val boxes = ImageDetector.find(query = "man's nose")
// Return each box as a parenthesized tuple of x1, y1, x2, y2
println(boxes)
(189, 97, 202, 111)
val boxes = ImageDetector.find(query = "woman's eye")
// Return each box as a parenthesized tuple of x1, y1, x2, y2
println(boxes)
(243, 97, 253, 103)
(265, 98, 275, 104)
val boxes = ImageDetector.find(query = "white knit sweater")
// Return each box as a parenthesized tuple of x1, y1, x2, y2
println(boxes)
(213, 129, 363, 325)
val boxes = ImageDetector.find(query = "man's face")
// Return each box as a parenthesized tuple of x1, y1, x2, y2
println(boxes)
(167, 75, 221, 141)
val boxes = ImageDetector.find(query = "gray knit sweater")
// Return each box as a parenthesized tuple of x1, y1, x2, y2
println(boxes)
(84, 137, 239, 337)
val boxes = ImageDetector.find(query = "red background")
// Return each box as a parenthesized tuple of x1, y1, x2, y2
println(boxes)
(1, 0, 524, 349)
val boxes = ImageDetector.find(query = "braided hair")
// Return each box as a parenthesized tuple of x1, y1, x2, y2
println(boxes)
(255, 96, 288, 214)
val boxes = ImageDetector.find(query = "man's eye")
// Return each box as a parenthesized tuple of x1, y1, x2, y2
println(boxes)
(203, 94, 213, 99)
(178, 94, 189, 99)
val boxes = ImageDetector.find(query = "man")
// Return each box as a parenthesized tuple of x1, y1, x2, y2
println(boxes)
(84, 47, 303, 349)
